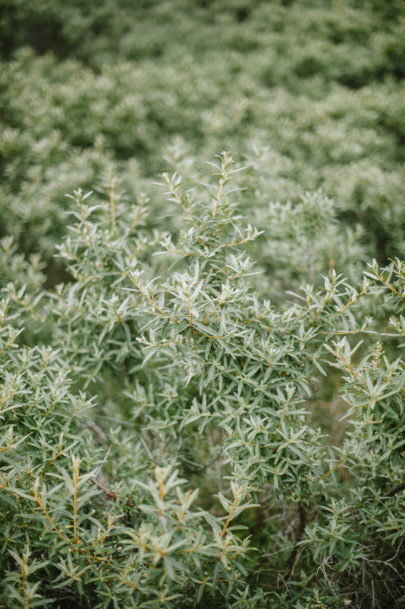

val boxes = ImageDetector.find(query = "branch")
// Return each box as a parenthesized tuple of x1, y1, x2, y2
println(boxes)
(386, 481, 405, 497)
(286, 502, 307, 579)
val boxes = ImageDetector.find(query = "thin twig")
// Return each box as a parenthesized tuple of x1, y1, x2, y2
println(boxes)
(286, 502, 307, 579)
(385, 481, 405, 497)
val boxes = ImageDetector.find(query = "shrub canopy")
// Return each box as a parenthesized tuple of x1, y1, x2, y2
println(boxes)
(0, 1, 404, 608)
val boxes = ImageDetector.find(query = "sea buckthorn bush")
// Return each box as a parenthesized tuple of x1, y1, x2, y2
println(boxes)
(1, 158, 403, 608)
(0, 1, 404, 607)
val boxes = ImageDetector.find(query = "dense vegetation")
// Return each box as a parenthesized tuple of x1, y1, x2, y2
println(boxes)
(0, 1, 404, 607)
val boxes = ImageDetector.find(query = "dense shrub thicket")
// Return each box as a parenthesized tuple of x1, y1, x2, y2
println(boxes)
(0, 1, 404, 608)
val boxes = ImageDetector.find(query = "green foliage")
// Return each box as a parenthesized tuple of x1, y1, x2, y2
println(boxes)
(1, 0, 404, 271)
(1, 159, 403, 607)
(0, 1, 404, 607)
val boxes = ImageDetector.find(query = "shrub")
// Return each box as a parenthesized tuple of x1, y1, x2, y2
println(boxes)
(1, 1, 404, 271)
(1, 1, 404, 605)
(1, 160, 403, 607)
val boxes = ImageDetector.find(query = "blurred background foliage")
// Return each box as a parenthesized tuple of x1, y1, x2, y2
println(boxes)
(1, 0, 404, 282)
